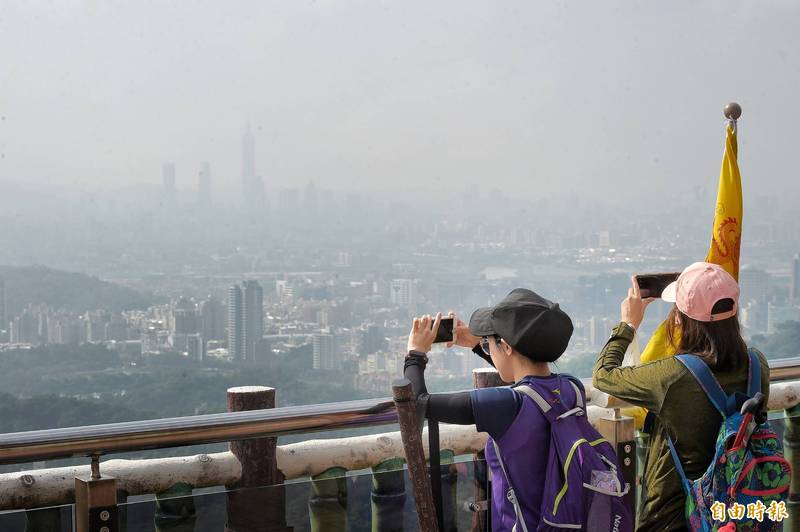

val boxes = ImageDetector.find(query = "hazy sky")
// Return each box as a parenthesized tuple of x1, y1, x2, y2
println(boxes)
(2, 1, 799, 201)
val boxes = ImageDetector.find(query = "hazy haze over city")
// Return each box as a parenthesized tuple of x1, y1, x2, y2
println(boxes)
(2, 1, 800, 201)
(1, 1, 800, 444)
(4, 5, 800, 530)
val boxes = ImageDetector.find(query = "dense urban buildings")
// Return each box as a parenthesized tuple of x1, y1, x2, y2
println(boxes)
(1, 121, 800, 391)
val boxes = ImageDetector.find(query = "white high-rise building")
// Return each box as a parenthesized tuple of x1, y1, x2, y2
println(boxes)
(390, 279, 417, 311)
(313, 332, 338, 370)
(227, 285, 244, 361)
(227, 280, 264, 362)
(188, 333, 205, 361)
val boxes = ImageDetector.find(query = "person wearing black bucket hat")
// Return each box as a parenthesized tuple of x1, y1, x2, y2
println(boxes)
(401, 288, 577, 531)
(468, 288, 574, 367)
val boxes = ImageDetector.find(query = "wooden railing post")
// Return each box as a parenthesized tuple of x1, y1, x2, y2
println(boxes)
(469, 368, 508, 531)
(309, 467, 347, 532)
(595, 409, 637, 515)
(225, 386, 291, 532)
(371, 458, 406, 532)
(392, 378, 439, 532)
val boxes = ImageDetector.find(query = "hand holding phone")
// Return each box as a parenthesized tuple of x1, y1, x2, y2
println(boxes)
(408, 313, 444, 353)
(622, 276, 657, 330)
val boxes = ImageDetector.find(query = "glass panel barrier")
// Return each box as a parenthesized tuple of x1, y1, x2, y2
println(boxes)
(116, 456, 486, 531)
(0, 455, 485, 531)
(0, 503, 74, 532)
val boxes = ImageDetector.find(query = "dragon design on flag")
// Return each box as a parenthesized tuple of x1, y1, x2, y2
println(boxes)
(707, 216, 741, 275)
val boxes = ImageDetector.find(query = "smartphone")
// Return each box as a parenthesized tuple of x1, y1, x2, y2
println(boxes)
(433, 317, 454, 343)
(635, 272, 680, 299)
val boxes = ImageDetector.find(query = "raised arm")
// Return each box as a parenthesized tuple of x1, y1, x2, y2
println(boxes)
(592, 322, 682, 413)
(592, 277, 680, 413)
(404, 313, 474, 424)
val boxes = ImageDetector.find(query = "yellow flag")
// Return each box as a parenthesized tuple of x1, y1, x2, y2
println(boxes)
(705, 123, 743, 280)
(623, 122, 744, 426)
(641, 121, 742, 364)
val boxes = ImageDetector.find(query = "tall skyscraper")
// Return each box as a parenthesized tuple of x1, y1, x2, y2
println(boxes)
(360, 324, 386, 355)
(188, 333, 205, 361)
(791, 254, 800, 302)
(242, 280, 264, 361)
(11, 308, 38, 344)
(86, 310, 110, 343)
(227, 285, 244, 361)
(313, 332, 338, 370)
(227, 281, 264, 362)
(199, 296, 225, 342)
(390, 279, 417, 312)
(162, 162, 176, 199)
(241, 124, 264, 210)
(739, 267, 771, 303)
(198, 162, 211, 208)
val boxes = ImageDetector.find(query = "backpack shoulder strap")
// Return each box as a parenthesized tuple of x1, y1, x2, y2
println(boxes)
(675, 354, 728, 418)
(564, 375, 585, 410)
(491, 439, 531, 532)
(514, 384, 554, 413)
(747, 348, 761, 398)
(665, 433, 693, 495)
(511, 376, 586, 423)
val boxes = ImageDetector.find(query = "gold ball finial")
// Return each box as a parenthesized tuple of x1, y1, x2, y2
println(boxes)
(724, 102, 742, 120)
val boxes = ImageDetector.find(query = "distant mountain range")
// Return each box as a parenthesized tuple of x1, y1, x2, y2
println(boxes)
(0, 265, 160, 315)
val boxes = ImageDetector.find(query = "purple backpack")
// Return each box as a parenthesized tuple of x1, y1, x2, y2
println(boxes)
(492, 376, 633, 531)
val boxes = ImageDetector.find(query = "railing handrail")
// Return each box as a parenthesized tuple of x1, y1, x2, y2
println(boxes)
(2, 356, 799, 466)
(0, 396, 398, 465)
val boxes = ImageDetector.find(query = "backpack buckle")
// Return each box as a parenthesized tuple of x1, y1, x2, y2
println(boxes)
(506, 488, 517, 504)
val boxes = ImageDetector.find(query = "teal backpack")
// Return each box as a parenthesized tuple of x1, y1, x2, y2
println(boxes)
(667, 350, 791, 531)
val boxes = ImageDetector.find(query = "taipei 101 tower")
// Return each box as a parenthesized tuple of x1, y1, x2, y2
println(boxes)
(241, 123, 265, 211)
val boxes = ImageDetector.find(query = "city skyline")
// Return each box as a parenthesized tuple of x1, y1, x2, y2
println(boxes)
(2, 2, 800, 204)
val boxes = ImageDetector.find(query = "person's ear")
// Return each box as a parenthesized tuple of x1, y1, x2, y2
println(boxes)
(502, 340, 513, 356)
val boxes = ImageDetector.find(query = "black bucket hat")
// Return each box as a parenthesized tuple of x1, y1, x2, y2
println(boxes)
(469, 288, 573, 363)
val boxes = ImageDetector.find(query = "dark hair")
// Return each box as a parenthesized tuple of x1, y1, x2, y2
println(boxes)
(666, 298, 747, 372)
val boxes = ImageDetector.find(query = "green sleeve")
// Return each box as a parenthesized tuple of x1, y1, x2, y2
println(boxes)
(592, 322, 685, 414)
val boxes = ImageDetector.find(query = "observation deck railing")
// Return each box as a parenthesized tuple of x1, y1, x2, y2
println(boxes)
(1, 358, 799, 531)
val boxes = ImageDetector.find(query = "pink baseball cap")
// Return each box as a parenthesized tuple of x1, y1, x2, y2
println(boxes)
(661, 262, 740, 322)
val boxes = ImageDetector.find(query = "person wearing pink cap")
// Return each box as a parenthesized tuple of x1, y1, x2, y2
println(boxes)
(592, 262, 770, 531)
